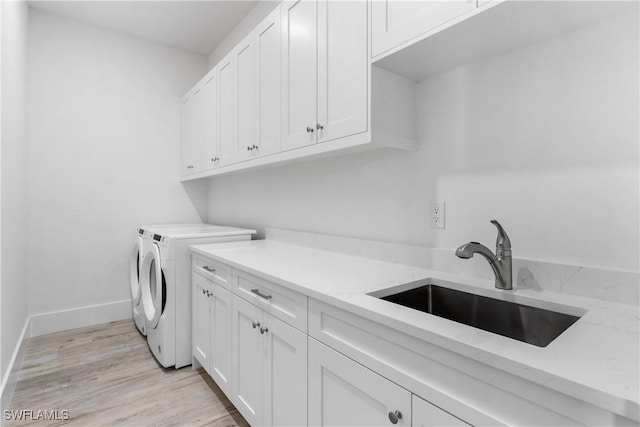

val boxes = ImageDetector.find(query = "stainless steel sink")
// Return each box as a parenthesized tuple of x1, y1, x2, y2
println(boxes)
(373, 283, 582, 347)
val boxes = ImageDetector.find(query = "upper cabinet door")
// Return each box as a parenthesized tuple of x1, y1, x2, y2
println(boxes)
(281, 0, 318, 151)
(203, 70, 220, 169)
(235, 34, 256, 163)
(371, 0, 477, 58)
(218, 52, 238, 166)
(190, 85, 207, 173)
(317, 0, 368, 144)
(254, 6, 282, 157)
(180, 93, 196, 175)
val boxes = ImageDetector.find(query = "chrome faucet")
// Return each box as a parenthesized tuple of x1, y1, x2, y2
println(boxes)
(455, 220, 513, 290)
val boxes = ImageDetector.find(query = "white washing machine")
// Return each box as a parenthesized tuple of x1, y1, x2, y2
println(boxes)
(129, 224, 209, 336)
(140, 225, 256, 368)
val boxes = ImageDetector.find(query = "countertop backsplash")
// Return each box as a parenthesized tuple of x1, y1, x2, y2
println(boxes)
(265, 228, 639, 307)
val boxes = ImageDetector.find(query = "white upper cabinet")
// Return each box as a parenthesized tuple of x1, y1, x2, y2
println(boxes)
(180, 82, 208, 176)
(235, 33, 256, 163)
(181, 0, 416, 180)
(254, 6, 282, 157)
(282, 0, 368, 150)
(371, 0, 477, 58)
(218, 52, 238, 166)
(180, 92, 196, 175)
(281, 0, 318, 151)
(203, 70, 220, 168)
(181, 68, 218, 176)
(317, 0, 368, 143)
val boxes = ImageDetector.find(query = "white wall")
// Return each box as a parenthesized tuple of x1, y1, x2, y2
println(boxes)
(207, 0, 279, 68)
(1, 0, 29, 383)
(208, 11, 639, 272)
(27, 10, 208, 321)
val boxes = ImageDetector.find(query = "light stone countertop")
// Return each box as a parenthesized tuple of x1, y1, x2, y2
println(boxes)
(190, 239, 640, 421)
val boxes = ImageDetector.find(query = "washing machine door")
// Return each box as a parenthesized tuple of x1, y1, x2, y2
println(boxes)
(140, 243, 166, 329)
(130, 236, 143, 304)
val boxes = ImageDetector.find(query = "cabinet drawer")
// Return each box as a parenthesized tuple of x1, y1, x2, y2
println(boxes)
(193, 255, 231, 290)
(234, 270, 307, 332)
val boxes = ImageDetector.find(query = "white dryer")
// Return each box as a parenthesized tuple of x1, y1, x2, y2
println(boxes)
(130, 224, 207, 336)
(140, 225, 256, 368)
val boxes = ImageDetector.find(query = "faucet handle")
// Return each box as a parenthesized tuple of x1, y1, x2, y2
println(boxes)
(490, 220, 511, 253)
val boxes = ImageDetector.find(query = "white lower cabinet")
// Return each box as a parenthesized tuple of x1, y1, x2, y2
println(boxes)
(308, 338, 411, 427)
(192, 273, 233, 396)
(231, 294, 307, 427)
(192, 273, 211, 368)
(412, 395, 469, 427)
(194, 259, 630, 427)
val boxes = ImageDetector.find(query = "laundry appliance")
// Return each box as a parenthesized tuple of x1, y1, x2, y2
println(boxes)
(130, 224, 207, 336)
(140, 225, 256, 368)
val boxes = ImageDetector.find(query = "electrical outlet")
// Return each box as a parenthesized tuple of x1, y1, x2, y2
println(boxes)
(431, 201, 445, 229)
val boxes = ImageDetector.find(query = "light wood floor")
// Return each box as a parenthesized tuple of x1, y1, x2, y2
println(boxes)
(7, 319, 249, 427)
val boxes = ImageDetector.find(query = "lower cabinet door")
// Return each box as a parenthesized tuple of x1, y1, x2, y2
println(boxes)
(308, 338, 411, 427)
(192, 274, 211, 372)
(412, 395, 469, 427)
(262, 312, 307, 427)
(210, 284, 233, 396)
(232, 295, 264, 426)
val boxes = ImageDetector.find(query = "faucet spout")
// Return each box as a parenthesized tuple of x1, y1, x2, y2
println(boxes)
(455, 242, 497, 262)
(455, 220, 513, 290)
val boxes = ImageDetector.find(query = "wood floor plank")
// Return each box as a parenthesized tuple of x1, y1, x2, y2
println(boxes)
(6, 320, 249, 427)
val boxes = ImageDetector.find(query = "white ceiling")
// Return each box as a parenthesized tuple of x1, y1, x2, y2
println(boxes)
(28, 1, 259, 55)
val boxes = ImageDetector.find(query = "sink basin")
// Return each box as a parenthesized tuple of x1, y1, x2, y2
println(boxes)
(374, 283, 581, 347)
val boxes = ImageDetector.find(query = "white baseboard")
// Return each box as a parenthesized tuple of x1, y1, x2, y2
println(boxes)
(0, 317, 31, 414)
(30, 299, 132, 337)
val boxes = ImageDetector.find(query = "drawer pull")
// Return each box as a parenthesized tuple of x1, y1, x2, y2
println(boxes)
(202, 266, 216, 273)
(388, 410, 402, 425)
(251, 289, 272, 300)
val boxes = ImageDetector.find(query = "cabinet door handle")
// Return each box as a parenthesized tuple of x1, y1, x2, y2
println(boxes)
(388, 410, 402, 425)
(316, 123, 323, 130)
(202, 266, 216, 273)
(306, 126, 314, 133)
(251, 289, 272, 300)
(202, 289, 206, 295)
(252, 321, 260, 329)
(260, 326, 269, 335)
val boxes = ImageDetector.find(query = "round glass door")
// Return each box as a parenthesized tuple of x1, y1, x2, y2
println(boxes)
(129, 237, 143, 304)
(140, 243, 166, 328)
